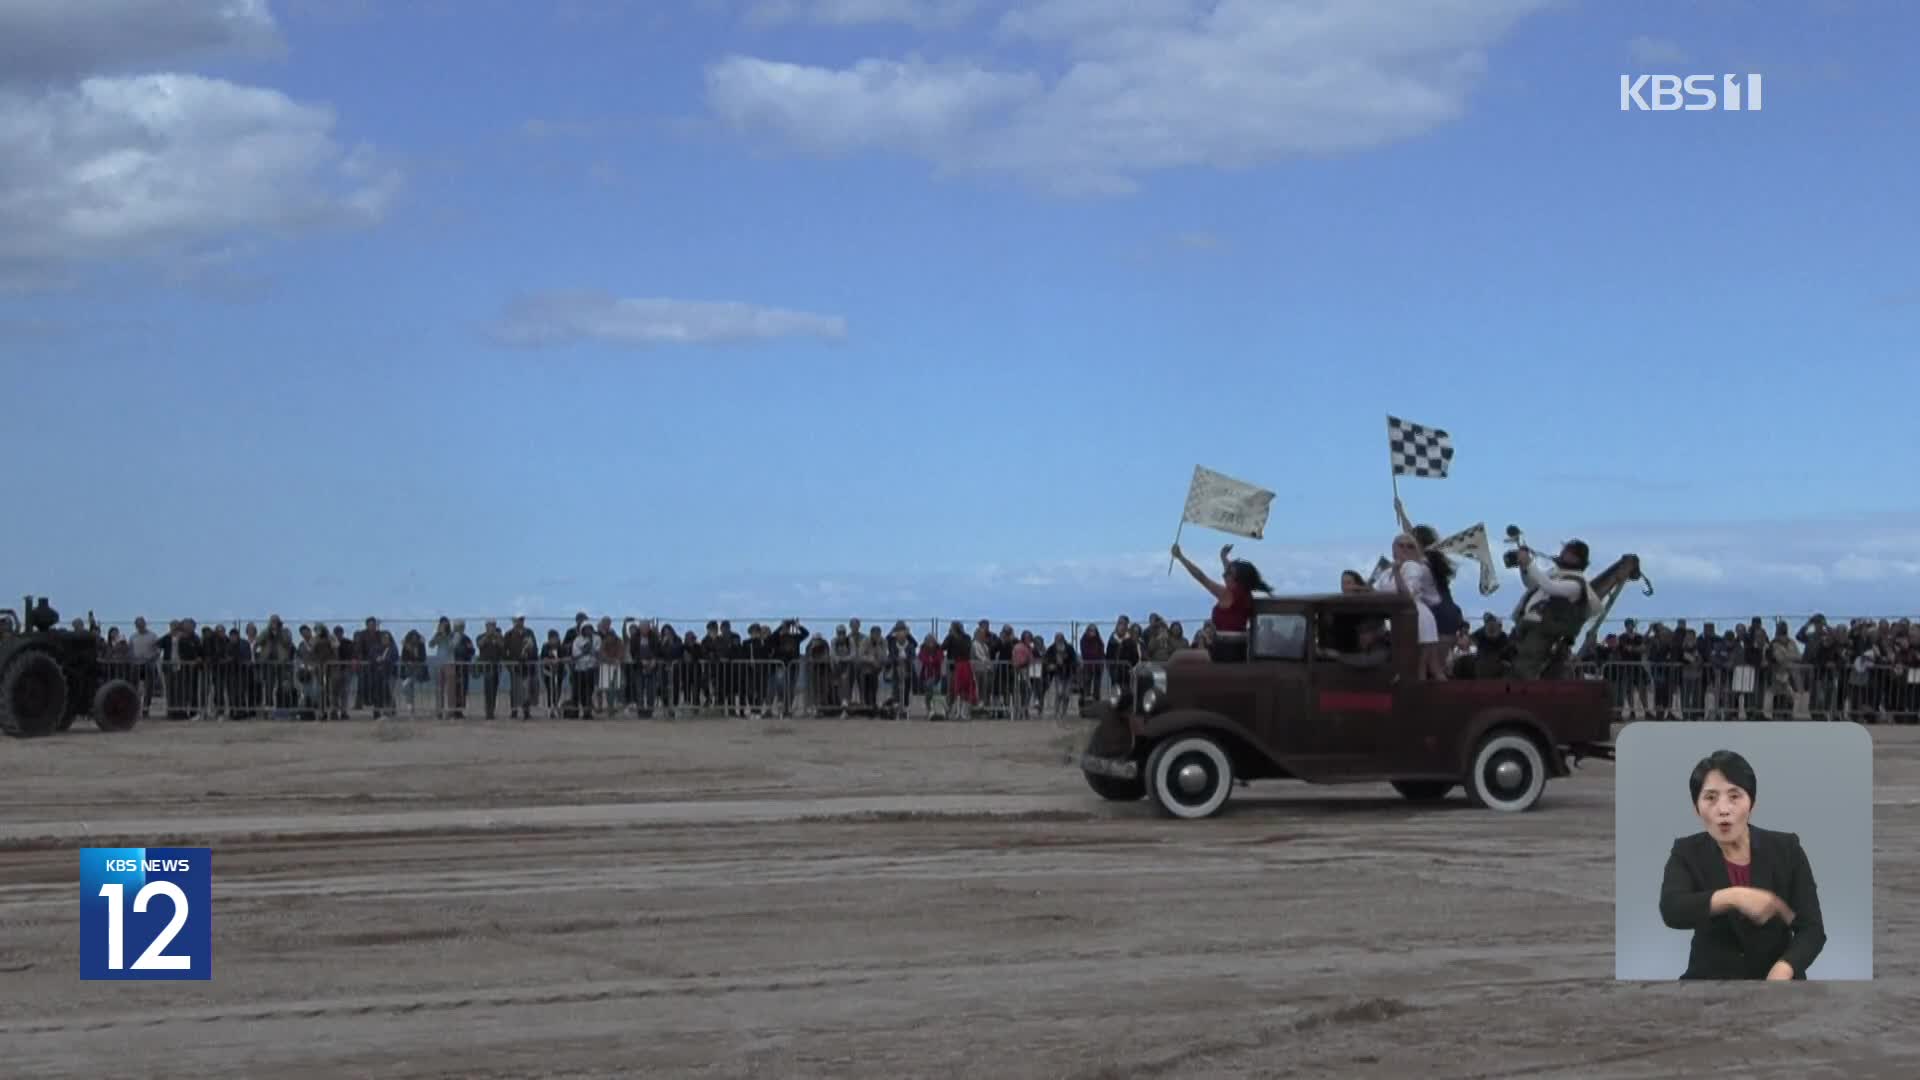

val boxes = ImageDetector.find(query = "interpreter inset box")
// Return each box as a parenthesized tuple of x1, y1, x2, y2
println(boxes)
(1614, 721, 1872, 981)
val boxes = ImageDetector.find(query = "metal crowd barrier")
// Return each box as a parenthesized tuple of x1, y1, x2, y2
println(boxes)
(1568, 659, 1919, 722)
(88, 657, 1147, 721)
(84, 657, 1920, 724)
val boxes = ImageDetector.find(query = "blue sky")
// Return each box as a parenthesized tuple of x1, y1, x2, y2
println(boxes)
(3, 0, 1916, 635)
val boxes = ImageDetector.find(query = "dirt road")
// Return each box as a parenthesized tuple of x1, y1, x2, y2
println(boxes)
(2, 718, 1917, 1078)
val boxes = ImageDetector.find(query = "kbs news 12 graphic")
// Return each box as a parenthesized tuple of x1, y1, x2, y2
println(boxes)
(79, 847, 212, 981)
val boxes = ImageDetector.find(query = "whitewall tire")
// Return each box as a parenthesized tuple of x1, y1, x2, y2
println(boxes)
(1146, 735, 1234, 819)
(1465, 730, 1547, 812)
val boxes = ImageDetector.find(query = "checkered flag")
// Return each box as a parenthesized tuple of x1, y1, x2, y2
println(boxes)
(1386, 415, 1454, 479)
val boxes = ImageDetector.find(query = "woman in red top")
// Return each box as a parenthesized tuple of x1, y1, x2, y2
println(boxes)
(1171, 543, 1271, 660)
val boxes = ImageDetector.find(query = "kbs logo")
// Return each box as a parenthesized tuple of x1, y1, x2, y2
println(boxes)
(79, 847, 211, 980)
(1620, 74, 1763, 111)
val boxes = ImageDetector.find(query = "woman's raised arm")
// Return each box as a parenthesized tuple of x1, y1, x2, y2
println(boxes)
(1172, 544, 1227, 601)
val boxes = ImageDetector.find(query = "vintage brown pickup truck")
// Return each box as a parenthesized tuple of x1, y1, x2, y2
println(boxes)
(1077, 592, 1615, 818)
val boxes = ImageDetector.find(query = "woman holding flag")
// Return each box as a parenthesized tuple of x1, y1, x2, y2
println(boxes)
(1170, 542, 1272, 662)
(1374, 532, 1450, 681)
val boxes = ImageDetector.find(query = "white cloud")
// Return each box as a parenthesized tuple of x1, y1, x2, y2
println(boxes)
(0, 75, 400, 288)
(744, 0, 983, 29)
(1832, 555, 1920, 584)
(0, 0, 282, 87)
(1629, 546, 1729, 586)
(706, 55, 1040, 155)
(0, 3, 397, 289)
(1627, 35, 1688, 66)
(488, 290, 848, 348)
(707, 0, 1555, 194)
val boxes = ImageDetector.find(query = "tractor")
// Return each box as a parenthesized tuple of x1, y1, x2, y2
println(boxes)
(0, 596, 141, 737)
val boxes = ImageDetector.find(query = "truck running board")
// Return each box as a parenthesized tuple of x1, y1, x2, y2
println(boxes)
(1566, 741, 1615, 766)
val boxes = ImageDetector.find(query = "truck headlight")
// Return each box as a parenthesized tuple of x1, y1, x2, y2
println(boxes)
(1140, 688, 1161, 714)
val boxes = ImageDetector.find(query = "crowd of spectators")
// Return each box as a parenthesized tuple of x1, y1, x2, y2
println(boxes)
(1446, 612, 1918, 721)
(2, 606, 1915, 723)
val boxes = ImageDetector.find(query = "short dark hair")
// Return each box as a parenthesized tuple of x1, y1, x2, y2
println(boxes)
(1689, 749, 1757, 804)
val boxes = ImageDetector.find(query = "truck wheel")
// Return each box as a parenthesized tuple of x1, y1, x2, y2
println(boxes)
(1465, 730, 1546, 812)
(93, 680, 141, 732)
(1392, 780, 1453, 802)
(1084, 771, 1145, 802)
(0, 652, 69, 738)
(1146, 734, 1234, 819)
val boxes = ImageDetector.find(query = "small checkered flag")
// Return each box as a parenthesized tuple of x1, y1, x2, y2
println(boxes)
(1386, 415, 1454, 479)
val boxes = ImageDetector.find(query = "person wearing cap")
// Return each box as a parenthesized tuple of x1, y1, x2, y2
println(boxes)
(1470, 613, 1513, 679)
(476, 620, 507, 718)
(504, 616, 537, 719)
(1509, 538, 1601, 679)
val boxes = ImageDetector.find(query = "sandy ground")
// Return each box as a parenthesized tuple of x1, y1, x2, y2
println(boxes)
(2, 715, 1919, 1079)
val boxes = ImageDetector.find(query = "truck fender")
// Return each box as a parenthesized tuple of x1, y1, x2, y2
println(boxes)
(1461, 708, 1569, 779)
(1136, 710, 1275, 773)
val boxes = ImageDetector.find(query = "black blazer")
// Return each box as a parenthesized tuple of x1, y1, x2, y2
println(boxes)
(1658, 824, 1825, 980)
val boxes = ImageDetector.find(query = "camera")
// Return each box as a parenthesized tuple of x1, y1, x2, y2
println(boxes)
(1501, 524, 1526, 568)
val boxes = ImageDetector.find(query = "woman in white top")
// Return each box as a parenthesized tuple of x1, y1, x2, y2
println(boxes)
(1373, 532, 1448, 680)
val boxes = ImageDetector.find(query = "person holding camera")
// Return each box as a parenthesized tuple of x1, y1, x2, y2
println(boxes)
(1508, 536, 1600, 679)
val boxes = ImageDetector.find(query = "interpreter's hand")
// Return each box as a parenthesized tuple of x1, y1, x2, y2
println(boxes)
(1766, 961, 1795, 981)
(1729, 886, 1794, 925)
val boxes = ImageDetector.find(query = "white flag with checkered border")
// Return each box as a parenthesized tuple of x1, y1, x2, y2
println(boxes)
(1432, 522, 1501, 596)
(1181, 465, 1274, 540)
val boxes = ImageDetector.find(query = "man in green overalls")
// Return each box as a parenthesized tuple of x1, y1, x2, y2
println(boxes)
(1509, 539, 1600, 679)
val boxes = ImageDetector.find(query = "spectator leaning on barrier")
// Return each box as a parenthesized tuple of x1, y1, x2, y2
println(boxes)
(1078, 623, 1103, 699)
(476, 620, 505, 719)
(569, 619, 598, 717)
(128, 616, 159, 716)
(1045, 632, 1077, 717)
(944, 621, 976, 720)
(308, 624, 337, 719)
(1769, 621, 1802, 714)
(887, 621, 917, 718)
(917, 631, 944, 704)
(622, 620, 651, 716)
(540, 630, 566, 716)
(658, 623, 687, 715)
(1618, 619, 1649, 719)
(771, 619, 808, 717)
(857, 626, 885, 714)
(739, 623, 772, 717)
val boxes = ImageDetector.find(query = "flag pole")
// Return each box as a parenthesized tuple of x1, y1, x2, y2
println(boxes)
(1168, 518, 1185, 575)
(1387, 413, 1401, 526)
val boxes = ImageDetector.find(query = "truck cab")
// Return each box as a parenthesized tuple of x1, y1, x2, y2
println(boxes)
(1078, 592, 1614, 818)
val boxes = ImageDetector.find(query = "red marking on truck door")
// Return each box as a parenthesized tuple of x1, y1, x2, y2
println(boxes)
(1318, 691, 1393, 713)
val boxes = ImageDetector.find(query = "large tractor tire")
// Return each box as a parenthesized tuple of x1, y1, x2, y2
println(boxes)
(0, 651, 70, 738)
(92, 680, 141, 733)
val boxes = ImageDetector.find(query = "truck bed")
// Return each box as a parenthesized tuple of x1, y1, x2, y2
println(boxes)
(1400, 675, 1615, 748)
